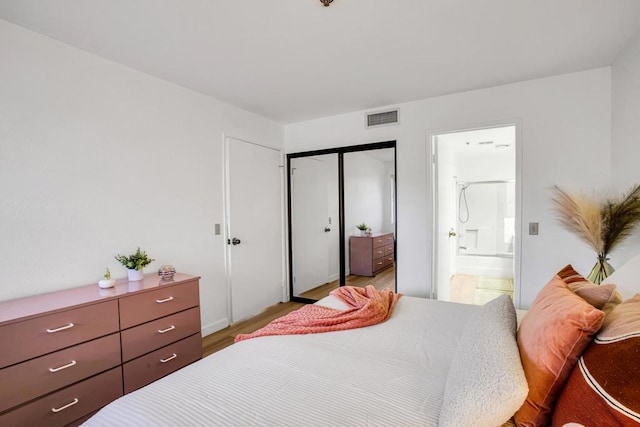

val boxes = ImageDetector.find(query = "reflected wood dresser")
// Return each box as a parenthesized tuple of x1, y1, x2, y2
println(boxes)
(0, 273, 201, 426)
(349, 232, 395, 277)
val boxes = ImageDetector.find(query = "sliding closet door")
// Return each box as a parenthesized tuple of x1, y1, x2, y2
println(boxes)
(288, 141, 396, 303)
(290, 154, 340, 300)
(343, 148, 396, 293)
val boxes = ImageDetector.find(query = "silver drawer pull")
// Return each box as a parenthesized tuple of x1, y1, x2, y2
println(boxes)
(155, 296, 174, 304)
(46, 323, 75, 334)
(158, 325, 176, 334)
(160, 353, 177, 363)
(49, 359, 77, 373)
(51, 397, 79, 413)
(377, 262, 383, 265)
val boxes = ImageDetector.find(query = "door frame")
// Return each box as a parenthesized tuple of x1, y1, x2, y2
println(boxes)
(287, 140, 397, 304)
(427, 119, 523, 308)
(223, 135, 287, 323)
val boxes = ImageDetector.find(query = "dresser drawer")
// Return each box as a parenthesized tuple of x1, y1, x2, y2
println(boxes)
(384, 243, 394, 256)
(372, 235, 387, 249)
(0, 367, 122, 427)
(0, 300, 119, 370)
(384, 234, 394, 245)
(123, 333, 202, 394)
(373, 255, 394, 274)
(121, 307, 201, 362)
(119, 280, 199, 329)
(372, 246, 385, 259)
(0, 333, 120, 413)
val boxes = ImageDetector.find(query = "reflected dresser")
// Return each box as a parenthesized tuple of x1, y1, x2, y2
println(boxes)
(0, 273, 201, 427)
(349, 232, 395, 277)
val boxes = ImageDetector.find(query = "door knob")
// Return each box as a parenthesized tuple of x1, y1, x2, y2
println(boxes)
(324, 227, 331, 232)
(230, 237, 241, 245)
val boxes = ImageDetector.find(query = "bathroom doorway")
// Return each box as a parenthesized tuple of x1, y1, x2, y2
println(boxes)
(431, 124, 521, 307)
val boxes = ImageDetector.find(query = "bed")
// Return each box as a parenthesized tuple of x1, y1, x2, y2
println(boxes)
(84, 292, 526, 427)
(84, 261, 640, 427)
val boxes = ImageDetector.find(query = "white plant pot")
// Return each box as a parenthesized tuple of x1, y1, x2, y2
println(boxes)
(127, 268, 144, 281)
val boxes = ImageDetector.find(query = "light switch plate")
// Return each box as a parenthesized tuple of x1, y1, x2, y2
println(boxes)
(214, 224, 221, 235)
(529, 222, 539, 235)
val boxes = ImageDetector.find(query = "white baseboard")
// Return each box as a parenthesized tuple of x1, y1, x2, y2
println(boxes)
(202, 318, 229, 337)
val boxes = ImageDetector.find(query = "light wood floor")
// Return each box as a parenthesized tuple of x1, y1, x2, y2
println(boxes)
(201, 266, 395, 358)
(298, 265, 396, 300)
(202, 301, 304, 358)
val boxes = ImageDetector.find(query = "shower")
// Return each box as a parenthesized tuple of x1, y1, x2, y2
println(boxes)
(458, 183, 470, 224)
(455, 180, 515, 256)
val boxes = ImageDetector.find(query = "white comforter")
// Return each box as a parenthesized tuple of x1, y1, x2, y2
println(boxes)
(84, 297, 479, 426)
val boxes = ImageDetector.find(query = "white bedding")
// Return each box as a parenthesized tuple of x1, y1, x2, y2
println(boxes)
(84, 297, 480, 426)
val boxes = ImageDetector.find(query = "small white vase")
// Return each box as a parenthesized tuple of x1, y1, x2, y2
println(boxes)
(98, 279, 116, 289)
(127, 268, 144, 281)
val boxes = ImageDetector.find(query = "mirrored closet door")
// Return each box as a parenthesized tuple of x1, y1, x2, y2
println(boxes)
(288, 141, 396, 303)
(290, 154, 340, 300)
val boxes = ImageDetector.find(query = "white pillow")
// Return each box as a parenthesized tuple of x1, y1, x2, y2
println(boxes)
(601, 253, 640, 299)
(439, 295, 528, 427)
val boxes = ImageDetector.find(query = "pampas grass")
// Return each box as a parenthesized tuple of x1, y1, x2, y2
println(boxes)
(551, 183, 640, 283)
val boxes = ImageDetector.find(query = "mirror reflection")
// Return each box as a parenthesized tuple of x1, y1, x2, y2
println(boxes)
(291, 154, 340, 299)
(344, 148, 396, 293)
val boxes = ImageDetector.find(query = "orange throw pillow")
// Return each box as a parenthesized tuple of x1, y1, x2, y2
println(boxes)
(552, 294, 640, 426)
(514, 273, 605, 426)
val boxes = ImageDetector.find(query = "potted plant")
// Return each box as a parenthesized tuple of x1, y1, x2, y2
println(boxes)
(356, 223, 369, 236)
(98, 268, 116, 289)
(115, 247, 155, 281)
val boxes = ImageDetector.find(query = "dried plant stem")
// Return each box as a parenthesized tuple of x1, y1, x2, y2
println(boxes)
(551, 183, 640, 284)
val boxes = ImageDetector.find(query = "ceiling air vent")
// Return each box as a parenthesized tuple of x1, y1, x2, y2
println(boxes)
(365, 109, 399, 128)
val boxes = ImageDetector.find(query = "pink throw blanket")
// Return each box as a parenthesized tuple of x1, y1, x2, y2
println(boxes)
(235, 285, 401, 342)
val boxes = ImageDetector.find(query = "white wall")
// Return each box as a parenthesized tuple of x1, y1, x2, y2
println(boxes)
(612, 31, 640, 265)
(0, 20, 284, 335)
(286, 68, 612, 308)
(344, 152, 386, 234)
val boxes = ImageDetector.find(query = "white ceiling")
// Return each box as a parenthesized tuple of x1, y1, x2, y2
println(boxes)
(1, 1, 640, 124)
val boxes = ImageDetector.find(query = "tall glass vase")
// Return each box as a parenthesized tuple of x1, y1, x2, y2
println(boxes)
(586, 255, 615, 285)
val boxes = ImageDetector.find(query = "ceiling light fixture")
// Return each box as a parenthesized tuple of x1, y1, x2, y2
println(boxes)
(320, 0, 333, 6)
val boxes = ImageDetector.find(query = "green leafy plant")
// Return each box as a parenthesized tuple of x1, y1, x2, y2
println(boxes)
(114, 247, 155, 271)
(356, 223, 369, 231)
(103, 268, 111, 280)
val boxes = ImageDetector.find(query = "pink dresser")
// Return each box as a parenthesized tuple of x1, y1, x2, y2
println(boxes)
(0, 273, 201, 426)
(349, 232, 395, 276)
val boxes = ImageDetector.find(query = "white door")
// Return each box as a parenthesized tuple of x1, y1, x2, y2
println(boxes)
(291, 156, 330, 296)
(433, 137, 457, 302)
(225, 137, 284, 322)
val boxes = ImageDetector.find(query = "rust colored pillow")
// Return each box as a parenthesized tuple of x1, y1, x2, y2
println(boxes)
(553, 294, 640, 426)
(514, 273, 605, 427)
(556, 264, 623, 314)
